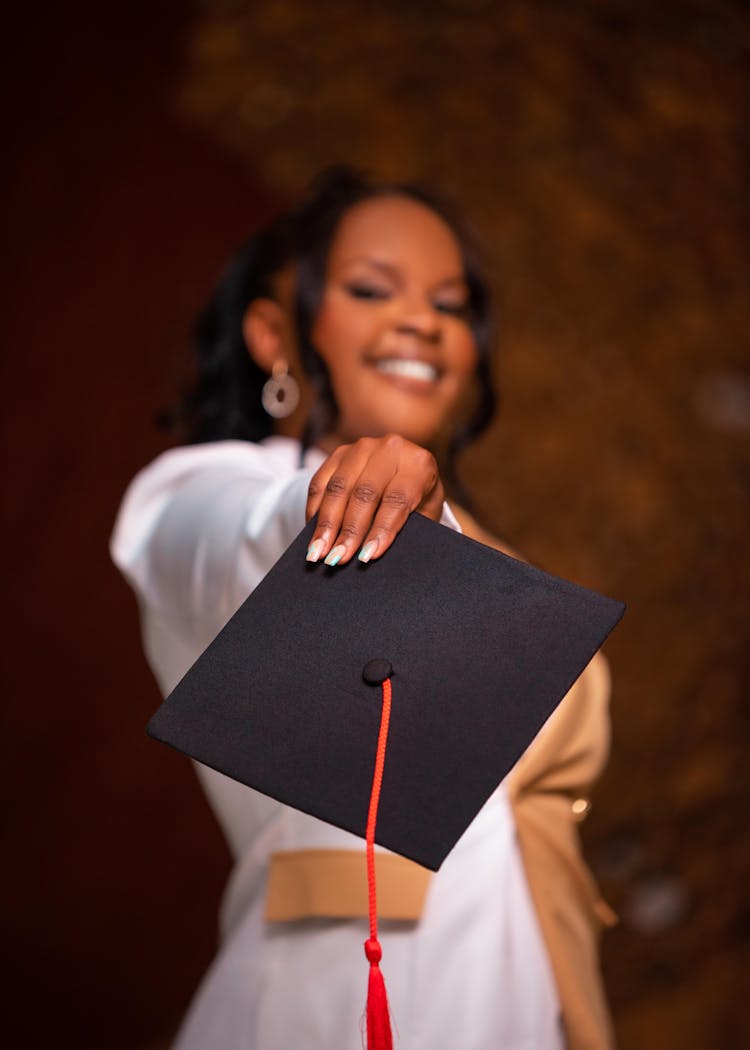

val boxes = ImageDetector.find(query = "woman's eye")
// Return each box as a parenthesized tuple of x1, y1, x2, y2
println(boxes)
(345, 282, 391, 301)
(434, 300, 469, 318)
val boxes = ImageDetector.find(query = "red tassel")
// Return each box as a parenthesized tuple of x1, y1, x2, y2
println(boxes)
(363, 677, 394, 1049)
(365, 937, 393, 1050)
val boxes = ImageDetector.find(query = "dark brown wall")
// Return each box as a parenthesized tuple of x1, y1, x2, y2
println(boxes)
(2, 5, 274, 1047)
(3, 3, 748, 1048)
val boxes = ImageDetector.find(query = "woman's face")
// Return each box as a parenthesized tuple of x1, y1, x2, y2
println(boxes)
(310, 194, 479, 452)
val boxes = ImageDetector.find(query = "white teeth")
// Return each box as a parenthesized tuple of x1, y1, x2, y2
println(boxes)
(374, 358, 438, 382)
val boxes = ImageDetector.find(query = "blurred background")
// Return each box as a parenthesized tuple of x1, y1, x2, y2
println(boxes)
(3, 1, 748, 1046)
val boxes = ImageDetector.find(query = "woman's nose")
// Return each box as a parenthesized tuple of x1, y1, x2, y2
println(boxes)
(395, 304, 442, 343)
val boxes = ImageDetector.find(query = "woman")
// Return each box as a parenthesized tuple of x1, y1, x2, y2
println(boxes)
(112, 167, 615, 1049)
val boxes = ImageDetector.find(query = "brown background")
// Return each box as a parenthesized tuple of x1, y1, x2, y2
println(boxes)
(3, 1, 748, 1047)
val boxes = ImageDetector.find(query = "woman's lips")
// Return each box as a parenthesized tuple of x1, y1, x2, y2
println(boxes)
(372, 357, 439, 384)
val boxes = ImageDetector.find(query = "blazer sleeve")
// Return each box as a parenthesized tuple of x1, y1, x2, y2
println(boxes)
(110, 442, 316, 652)
(506, 653, 618, 1050)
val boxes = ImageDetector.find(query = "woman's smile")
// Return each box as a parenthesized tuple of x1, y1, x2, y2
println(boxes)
(365, 340, 443, 391)
(310, 194, 478, 447)
(372, 357, 440, 385)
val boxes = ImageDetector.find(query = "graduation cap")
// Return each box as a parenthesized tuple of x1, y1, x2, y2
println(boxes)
(147, 512, 624, 1048)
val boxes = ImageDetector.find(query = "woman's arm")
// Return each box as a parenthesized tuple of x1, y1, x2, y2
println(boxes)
(111, 441, 321, 652)
(112, 436, 459, 656)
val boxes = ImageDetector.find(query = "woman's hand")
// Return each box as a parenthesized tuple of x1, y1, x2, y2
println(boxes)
(304, 434, 445, 565)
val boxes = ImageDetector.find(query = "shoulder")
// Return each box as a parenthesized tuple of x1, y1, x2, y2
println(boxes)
(450, 503, 613, 792)
(450, 504, 523, 561)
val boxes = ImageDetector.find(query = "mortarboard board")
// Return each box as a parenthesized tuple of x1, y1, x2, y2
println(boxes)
(148, 512, 624, 870)
(146, 512, 624, 1047)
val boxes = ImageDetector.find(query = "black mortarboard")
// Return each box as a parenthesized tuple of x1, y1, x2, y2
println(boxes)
(147, 512, 624, 872)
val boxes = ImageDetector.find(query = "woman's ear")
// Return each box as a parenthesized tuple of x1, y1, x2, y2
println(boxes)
(242, 298, 288, 374)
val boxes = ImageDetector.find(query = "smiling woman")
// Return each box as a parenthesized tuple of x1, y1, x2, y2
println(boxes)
(172, 166, 496, 496)
(111, 165, 615, 1049)
(308, 196, 479, 450)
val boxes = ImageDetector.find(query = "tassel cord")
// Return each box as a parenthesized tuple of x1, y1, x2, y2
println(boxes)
(363, 677, 394, 1050)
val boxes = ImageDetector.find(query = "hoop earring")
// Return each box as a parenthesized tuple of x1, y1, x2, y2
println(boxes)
(261, 360, 301, 419)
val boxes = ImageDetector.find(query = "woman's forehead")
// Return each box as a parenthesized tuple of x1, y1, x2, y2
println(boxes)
(329, 194, 464, 277)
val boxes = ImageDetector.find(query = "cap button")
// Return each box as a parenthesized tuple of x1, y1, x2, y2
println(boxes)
(362, 659, 393, 685)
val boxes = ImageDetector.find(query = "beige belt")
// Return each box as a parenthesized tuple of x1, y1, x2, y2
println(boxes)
(265, 848, 432, 922)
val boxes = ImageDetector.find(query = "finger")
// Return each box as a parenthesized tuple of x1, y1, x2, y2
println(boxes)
(305, 441, 375, 562)
(415, 469, 445, 521)
(322, 448, 402, 566)
(304, 445, 348, 564)
(359, 448, 442, 563)
(306, 445, 347, 521)
(354, 475, 422, 562)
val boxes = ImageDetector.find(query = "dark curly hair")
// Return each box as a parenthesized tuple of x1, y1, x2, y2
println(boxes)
(169, 165, 497, 489)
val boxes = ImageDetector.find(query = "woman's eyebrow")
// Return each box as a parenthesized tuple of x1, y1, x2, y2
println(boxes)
(338, 257, 466, 289)
(432, 275, 468, 290)
(338, 257, 401, 279)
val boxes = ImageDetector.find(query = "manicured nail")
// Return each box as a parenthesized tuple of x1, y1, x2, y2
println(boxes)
(306, 539, 324, 563)
(324, 544, 346, 567)
(358, 540, 378, 564)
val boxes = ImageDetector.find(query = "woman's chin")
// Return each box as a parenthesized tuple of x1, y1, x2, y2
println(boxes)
(337, 416, 441, 447)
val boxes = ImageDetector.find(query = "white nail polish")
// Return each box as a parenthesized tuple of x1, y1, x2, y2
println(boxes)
(306, 539, 324, 563)
(358, 540, 378, 563)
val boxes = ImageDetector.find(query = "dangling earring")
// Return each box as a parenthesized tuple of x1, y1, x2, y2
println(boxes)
(261, 359, 300, 419)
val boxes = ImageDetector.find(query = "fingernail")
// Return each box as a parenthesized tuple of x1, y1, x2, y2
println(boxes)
(358, 540, 378, 564)
(324, 544, 346, 567)
(306, 539, 324, 563)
